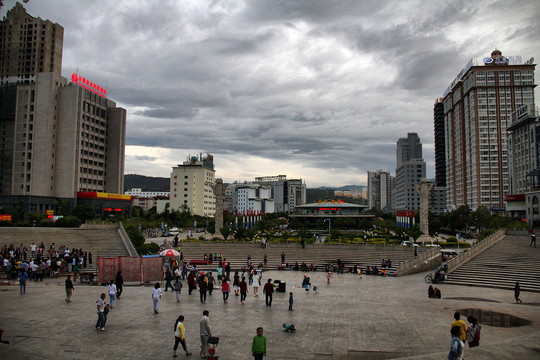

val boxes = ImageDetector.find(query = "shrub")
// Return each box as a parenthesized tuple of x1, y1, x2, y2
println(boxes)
(124, 224, 145, 248)
(54, 216, 82, 227)
(446, 236, 458, 243)
(136, 242, 159, 255)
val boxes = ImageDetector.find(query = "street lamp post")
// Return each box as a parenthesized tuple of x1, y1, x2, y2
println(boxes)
(324, 219, 331, 243)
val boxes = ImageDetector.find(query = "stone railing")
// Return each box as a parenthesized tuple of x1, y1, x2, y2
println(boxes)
(118, 223, 139, 257)
(396, 247, 441, 276)
(446, 228, 506, 274)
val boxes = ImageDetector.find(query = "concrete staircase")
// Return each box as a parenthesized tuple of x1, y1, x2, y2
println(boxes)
(445, 235, 540, 293)
(170, 242, 424, 273)
(0, 225, 132, 272)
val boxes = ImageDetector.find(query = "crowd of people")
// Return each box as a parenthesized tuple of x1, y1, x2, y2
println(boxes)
(1, 242, 93, 291)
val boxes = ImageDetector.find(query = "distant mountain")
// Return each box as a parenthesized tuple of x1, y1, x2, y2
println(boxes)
(124, 174, 170, 192)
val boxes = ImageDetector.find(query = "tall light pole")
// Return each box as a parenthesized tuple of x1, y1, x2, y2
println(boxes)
(324, 218, 331, 240)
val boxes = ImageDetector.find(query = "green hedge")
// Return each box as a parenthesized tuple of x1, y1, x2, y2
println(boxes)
(136, 242, 159, 255)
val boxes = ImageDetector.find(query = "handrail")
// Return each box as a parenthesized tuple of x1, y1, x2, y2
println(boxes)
(118, 222, 139, 257)
(446, 229, 506, 274)
(396, 246, 441, 276)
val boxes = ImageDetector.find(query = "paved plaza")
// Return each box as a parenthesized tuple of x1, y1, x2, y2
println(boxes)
(1, 270, 540, 359)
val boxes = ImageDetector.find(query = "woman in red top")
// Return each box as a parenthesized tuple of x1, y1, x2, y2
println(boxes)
(221, 280, 230, 303)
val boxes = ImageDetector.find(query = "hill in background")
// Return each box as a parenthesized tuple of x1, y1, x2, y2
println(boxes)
(124, 174, 170, 192)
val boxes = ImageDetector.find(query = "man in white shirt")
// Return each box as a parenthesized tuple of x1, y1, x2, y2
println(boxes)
(29, 261, 38, 281)
(96, 293, 106, 330)
(30, 243, 37, 258)
(200, 310, 212, 358)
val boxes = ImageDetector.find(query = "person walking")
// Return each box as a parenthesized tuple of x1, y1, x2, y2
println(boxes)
(207, 272, 215, 296)
(233, 271, 240, 296)
(466, 315, 481, 348)
(115, 271, 124, 299)
(514, 281, 522, 303)
(530, 232, 537, 247)
(199, 310, 211, 359)
(448, 326, 464, 360)
(152, 282, 162, 314)
(221, 279, 230, 303)
(165, 268, 175, 292)
(65, 275, 74, 303)
(216, 264, 223, 284)
(281, 252, 285, 264)
(173, 315, 192, 357)
(187, 272, 196, 295)
(199, 273, 208, 304)
(251, 327, 266, 360)
(252, 271, 260, 297)
(18, 270, 27, 295)
(239, 276, 248, 304)
(225, 262, 231, 281)
(288, 292, 294, 311)
(96, 293, 106, 330)
(451, 312, 468, 344)
(263, 278, 273, 307)
(174, 276, 183, 302)
(108, 280, 117, 308)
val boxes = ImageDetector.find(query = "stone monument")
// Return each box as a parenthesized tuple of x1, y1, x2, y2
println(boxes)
(415, 178, 434, 243)
(214, 178, 224, 236)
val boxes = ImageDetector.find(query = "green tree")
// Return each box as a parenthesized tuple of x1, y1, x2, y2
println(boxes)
(219, 226, 232, 241)
(245, 228, 258, 242)
(330, 228, 341, 242)
(70, 204, 96, 223)
(235, 226, 246, 241)
(124, 224, 145, 248)
(470, 206, 492, 230)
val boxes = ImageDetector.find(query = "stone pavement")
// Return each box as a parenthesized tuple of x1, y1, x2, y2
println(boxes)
(1, 270, 540, 360)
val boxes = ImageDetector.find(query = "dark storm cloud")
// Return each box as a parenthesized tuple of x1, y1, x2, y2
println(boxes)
(2, 0, 539, 186)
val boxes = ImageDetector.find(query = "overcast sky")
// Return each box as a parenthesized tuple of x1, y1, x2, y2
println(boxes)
(2, 0, 539, 187)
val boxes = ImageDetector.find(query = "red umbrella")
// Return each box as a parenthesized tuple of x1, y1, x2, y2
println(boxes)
(159, 249, 180, 257)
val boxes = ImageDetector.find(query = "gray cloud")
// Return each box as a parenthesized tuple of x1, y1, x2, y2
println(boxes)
(2, 0, 539, 186)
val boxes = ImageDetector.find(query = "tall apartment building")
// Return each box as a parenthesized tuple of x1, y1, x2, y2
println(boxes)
(394, 133, 426, 211)
(254, 175, 306, 213)
(506, 104, 540, 223)
(0, 2, 63, 84)
(433, 98, 446, 187)
(442, 50, 536, 210)
(236, 184, 274, 214)
(0, 3, 126, 214)
(367, 170, 394, 211)
(169, 154, 216, 217)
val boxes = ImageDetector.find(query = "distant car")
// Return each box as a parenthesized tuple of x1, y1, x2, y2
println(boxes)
(400, 241, 419, 247)
(462, 233, 473, 239)
(441, 249, 458, 260)
(169, 227, 180, 236)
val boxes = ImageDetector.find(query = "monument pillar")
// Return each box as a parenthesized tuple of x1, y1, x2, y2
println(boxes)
(415, 178, 434, 243)
(214, 178, 224, 237)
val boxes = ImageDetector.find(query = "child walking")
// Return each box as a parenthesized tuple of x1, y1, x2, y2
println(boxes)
(288, 292, 294, 311)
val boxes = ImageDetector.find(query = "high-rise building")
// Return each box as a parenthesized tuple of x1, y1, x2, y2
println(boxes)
(0, 3, 127, 215)
(442, 50, 536, 210)
(506, 104, 540, 223)
(395, 133, 426, 211)
(433, 98, 446, 187)
(169, 154, 216, 217)
(0, 2, 63, 84)
(254, 175, 306, 213)
(367, 170, 394, 211)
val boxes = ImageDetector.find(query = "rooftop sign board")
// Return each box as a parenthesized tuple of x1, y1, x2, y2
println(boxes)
(71, 73, 106, 98)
